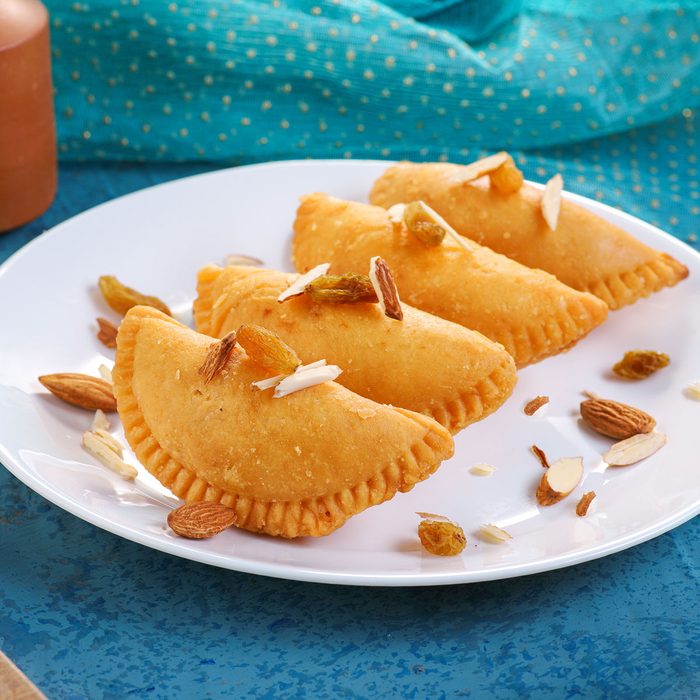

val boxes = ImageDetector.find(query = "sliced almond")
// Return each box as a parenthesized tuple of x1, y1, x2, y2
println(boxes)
(603, 432, 667, 466)
(469, 463, 496, 476)
(386, 203, 406, 226)
(685, 381, 700, 400)
(91, 428, 124, 457)
(167, 502, 237, 539)
(82, 430, 137, 479)
(576, 491, 597, 517)
(541, 173, 563, 230)
(580, 398, 655, 439)
(223, 253, 264, 267)
(479, 523, 512, 543)
(198, 331, 237, 384)
(251, 374, 285, 391)
(524, 395, 549, 416)
(273, 363, 342, 398)
(92, 409, 110, 432)
(98, 364, 113, 386)
(96, 317, 118, 349)
(39, 373, 117, 412)
(536, 457, 583, 506)
(530, 444, 550, 469)
(460, 152, 510, 182)
(369, 256, 403, 320)
(416, 511, 452, 523)
(278, 263, 330, 302)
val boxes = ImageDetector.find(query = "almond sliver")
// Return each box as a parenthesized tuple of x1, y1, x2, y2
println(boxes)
(460, 152, 510, 182)
(541, 173, 563, 230)
(278, 263, 330, 302)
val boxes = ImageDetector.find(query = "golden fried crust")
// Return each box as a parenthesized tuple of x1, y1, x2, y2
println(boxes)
(369, 162, 688, 310)
(113, 306, 454, 538)
(194, 265, 517, 434)
(292, 193, 608, 368)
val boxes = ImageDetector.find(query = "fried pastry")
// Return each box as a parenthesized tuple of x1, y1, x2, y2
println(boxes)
(194, 264, 517, 433)
(369, 162, 688, 309)
(292, 193, 608, 367)
(113, 306, 454, 538)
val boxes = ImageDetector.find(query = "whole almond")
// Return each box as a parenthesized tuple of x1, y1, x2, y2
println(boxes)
(167, 502, 237, 539)
(38, 373, 117, 412)
(580, 398, 655, 439)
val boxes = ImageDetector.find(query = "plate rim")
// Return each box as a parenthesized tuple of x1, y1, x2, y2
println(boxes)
(1, 158, 699, 587)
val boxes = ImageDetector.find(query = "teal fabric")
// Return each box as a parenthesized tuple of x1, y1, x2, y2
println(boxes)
(48, 0, 700, 162)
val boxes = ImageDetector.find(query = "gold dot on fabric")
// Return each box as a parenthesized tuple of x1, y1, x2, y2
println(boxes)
(483, 86, 494, 97)
(408, 40, 418, 50)
(363, 69, 375, 80)
(261, 100, 272, 111)
(573, 102, 583, 111)
(514, 52, 523, 63)
(82, 130, 91, 139)
(218, 133, 227, 142)
(240, 117, 251, 126)
(536, 105, 547, 114)
(351, 13, 360, 23)
(200, 112, 210, 122)
(178, 127, 189, 137)
(521, 88, 530, 98)
(447, 47, 457, 59)
(426, 63, 436, 73)
(537, 69, 546, 79)
(385, 56, 396, 68)
(632, 45, 641, 55)
(443, 83, 454, 93)
(370, 34, 379, 44)
(504, 71, 512, 81)
(280, 119, 290, 129)
(311, 5, 321, 15)
(222, 95, 232, 105)
(246, 48, 257, 59)
(226, 30, 236, 41)
(120, 137, 129, 146)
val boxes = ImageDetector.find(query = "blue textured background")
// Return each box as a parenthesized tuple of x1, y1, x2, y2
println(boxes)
(1, 121, 699, 696)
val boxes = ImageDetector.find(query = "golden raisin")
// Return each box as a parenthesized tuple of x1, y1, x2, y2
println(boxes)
(612, 350, 670, 380)
(98, 275, 171, 316)
(403, 201, 447, 246)
(418, 519, 467, 556)
(236, 324, 301, 375)
(304, 274, 378, 303)
(490, 156, 524, 194)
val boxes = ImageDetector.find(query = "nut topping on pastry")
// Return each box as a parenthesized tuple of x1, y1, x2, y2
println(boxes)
(369, 256, 403, 321)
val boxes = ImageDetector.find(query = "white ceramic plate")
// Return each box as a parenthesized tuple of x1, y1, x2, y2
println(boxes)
(1, 160, 698, 586)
